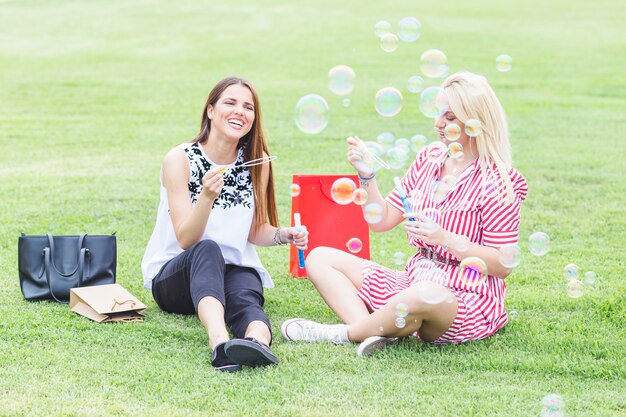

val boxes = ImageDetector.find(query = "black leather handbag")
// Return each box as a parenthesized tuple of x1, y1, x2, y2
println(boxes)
(18, 233, 117, 303)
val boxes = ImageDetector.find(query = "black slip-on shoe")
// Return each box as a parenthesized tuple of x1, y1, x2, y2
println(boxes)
(211, 342, 242, 372)
(224, 337, 278, 368)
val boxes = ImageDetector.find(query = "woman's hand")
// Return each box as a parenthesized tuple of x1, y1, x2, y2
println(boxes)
(403, 212, 449, 246)
(200, 168, 224, 202)
(346, 136, 374, 177)
(280, 226, 309, 251)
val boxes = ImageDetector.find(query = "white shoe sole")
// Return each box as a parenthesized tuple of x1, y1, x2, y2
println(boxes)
(357, 336, 398, 356)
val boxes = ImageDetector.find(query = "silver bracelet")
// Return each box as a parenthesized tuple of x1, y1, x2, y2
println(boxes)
(272, 227, 287, 246)
(358, 172, 376, 186)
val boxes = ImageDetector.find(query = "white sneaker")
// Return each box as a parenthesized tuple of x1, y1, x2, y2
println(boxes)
(356, 336, 399, 356)
(281, 318, 349, 344)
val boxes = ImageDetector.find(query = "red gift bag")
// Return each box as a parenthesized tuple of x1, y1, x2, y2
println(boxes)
(289, 174, 370, 278)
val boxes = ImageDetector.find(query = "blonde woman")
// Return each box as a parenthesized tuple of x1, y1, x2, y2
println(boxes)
(281, 72, 527, 355)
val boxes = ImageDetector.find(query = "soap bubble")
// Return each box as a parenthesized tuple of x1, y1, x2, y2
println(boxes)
(363, 203, 384, 224)
(464, 118, 482, 137)
(328, 65, 355, 96)
(528, 232, 550, 256)
(498, 244, 522, 268)
(385, 146, 409, 169)
(376, 132, 395, 149)
(394, 317, 406, 328)
(330, 177, 357, 205)
(496, 54, 513, 72)
(397, 17, 421, 42)
(419, 86, 448, 118)
(420, 49, 448, 78)
(584, 271, 596, 285)
(352, 188, 368, 205)
(421, 208, 441, 231)
(392, 251, 405, 265)
(346, 237, 363, 253)
(375, 87, 403, 117)
(448, 142, 463, 159)
(563, 263, 579, 281)
(444, 123, 461, 141)
(290, 183, 301, 197)
(294, 94, 329, 134)
(566, 280, 583, 298)
(342, 98, 351, 107)
(395, 303, 409, 318)
(458, 257, 488, 287)
(453, 236, 470, 252)
(410, 134, 428, 152)
(414, 280, 453, 304)
(407, 75, 425, 93)
(374, 20, 391, 39)
(541, 394, 564, 417)
(380, 33, 399, 52)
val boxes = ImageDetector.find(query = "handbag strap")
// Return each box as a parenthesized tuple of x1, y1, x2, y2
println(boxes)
(43, 246, 88, 304)
(46, 233, 87, 276)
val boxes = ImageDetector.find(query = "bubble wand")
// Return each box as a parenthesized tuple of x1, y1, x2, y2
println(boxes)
(216, 155, 278, 174)
(293, 213, 305, 269)
(393, 176, 415, 221)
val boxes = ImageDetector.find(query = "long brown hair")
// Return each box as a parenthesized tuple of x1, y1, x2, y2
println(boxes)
(192, 77, 278, 230)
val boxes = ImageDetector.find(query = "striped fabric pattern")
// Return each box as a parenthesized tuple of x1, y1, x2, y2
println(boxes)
(357, 143, 528, 343)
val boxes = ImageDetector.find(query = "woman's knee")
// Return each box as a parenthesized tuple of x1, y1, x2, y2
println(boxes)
(396, 284, 454, 317)
(190, 239, 220, 255)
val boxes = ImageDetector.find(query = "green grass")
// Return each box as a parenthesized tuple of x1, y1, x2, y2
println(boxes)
(1, 0, 625, 415)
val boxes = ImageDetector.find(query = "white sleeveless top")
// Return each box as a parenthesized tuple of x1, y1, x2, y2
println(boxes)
(141, 142, 273, 290)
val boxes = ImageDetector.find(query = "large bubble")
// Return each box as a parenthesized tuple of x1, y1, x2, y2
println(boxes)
(375, 87, 403, 117)
(529, 232, 550, 256)
(418, 86, 448, 118)
(397, 17, 421, 42)
(328, 65, 355, 96)
(414, 281, 454, 304)
(363, 203, 383, 224)
(376, 132, 395, 149)
(410, 134, 428, 152)
(498, 244, 522, 268)
(294, 94, 329, 134)
(458, 257, 488, 287)
(330, 177, 357, 205)
(386, 146, 409, 170)
(420, 49, 448, 78)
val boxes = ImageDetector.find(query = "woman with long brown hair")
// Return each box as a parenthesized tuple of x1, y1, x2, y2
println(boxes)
(142, 76, 307, 371)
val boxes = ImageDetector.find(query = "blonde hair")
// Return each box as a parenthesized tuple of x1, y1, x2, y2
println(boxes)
(442, 72, 515, 203)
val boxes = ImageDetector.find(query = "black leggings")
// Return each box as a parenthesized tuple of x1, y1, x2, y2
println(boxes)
(151, 239, 271, 339)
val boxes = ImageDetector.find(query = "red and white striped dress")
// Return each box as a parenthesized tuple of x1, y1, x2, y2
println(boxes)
(357, 143, 528, 344)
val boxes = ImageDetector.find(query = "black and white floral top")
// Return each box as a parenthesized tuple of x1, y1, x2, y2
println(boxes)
(141, 142, 272, 290)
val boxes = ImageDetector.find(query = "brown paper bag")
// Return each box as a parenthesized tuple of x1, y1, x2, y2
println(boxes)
(69, 283, 146, 323)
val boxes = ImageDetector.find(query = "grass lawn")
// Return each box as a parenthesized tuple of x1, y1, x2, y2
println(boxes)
(0, 0, 624, 415)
